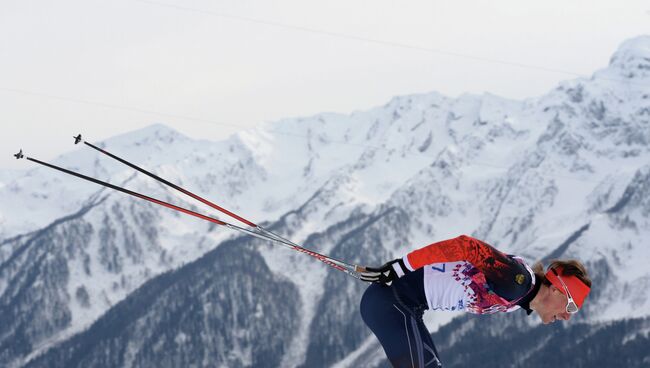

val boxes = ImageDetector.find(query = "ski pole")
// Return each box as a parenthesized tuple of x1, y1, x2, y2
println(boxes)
(73, 135, 365, 276)
(16, 151, 362, 277)
(75, 135, 257, 227)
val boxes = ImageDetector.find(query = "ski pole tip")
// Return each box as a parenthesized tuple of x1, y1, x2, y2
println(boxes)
(13, 149, 24, 159)
(73, 134, 82, 144)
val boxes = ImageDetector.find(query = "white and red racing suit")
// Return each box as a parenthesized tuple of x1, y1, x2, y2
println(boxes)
(402, 235, 536, 314)
(360, 235, 538, 368)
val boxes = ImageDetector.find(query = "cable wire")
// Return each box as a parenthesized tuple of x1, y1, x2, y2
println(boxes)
(130, 0, 647, 87)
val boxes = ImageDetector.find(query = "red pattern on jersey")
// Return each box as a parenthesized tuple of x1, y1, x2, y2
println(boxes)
(461, 263, 512, 314)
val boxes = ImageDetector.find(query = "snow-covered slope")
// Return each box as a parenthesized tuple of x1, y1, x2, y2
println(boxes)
(1, 35, 649, 367)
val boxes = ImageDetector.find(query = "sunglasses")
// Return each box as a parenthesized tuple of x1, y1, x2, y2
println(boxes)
(551, 268, 579, 314)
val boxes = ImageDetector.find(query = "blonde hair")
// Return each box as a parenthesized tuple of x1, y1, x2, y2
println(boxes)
(532, 259, 592, 288)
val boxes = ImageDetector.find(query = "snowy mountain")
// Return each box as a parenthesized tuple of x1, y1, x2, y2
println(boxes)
(1, 35, 650, 367)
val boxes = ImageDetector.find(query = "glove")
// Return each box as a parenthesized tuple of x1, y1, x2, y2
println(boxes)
(359, 258, 410, 285)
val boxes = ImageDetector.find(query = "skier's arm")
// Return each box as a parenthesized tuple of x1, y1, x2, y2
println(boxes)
(359, 235, 517, 286)
(403, 235, 513, 275)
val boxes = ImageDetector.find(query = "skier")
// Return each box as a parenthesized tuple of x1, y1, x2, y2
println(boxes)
(358, 235, 591, 368)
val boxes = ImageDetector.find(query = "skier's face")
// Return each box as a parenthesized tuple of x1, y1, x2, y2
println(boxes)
(538, 285, 573, 324)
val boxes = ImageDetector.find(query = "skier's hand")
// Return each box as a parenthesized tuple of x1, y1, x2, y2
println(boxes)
(359, 259, 410, 285)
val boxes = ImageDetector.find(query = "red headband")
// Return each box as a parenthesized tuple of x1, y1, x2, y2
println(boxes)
(545, 267, 591, 308)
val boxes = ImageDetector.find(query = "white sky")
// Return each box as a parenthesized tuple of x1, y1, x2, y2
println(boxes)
(1, 0, 649, 170)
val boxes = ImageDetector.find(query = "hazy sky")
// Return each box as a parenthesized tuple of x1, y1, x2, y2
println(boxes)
(1, 0, 649, 169)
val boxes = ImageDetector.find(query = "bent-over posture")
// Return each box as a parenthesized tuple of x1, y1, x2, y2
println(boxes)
(359, 235, 591, 368)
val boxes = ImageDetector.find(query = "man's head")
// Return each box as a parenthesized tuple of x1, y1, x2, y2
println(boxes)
(530, 260, 591, 324)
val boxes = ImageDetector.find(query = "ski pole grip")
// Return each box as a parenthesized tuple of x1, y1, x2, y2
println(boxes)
(355, 265, 368, 273)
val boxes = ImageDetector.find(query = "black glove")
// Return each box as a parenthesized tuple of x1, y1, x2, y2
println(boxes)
(359, 258, 410, 285)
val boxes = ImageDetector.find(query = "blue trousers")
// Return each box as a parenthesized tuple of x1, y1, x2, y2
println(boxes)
(360, 268, 443, 368)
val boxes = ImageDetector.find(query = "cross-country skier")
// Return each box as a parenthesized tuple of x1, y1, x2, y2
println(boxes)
(358, 235, 591, 368)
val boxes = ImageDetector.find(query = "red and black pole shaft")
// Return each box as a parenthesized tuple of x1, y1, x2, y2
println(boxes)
(222, 223, 350, 273)
(24, 155, 228, 227)
(79, 139, 257, 228)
